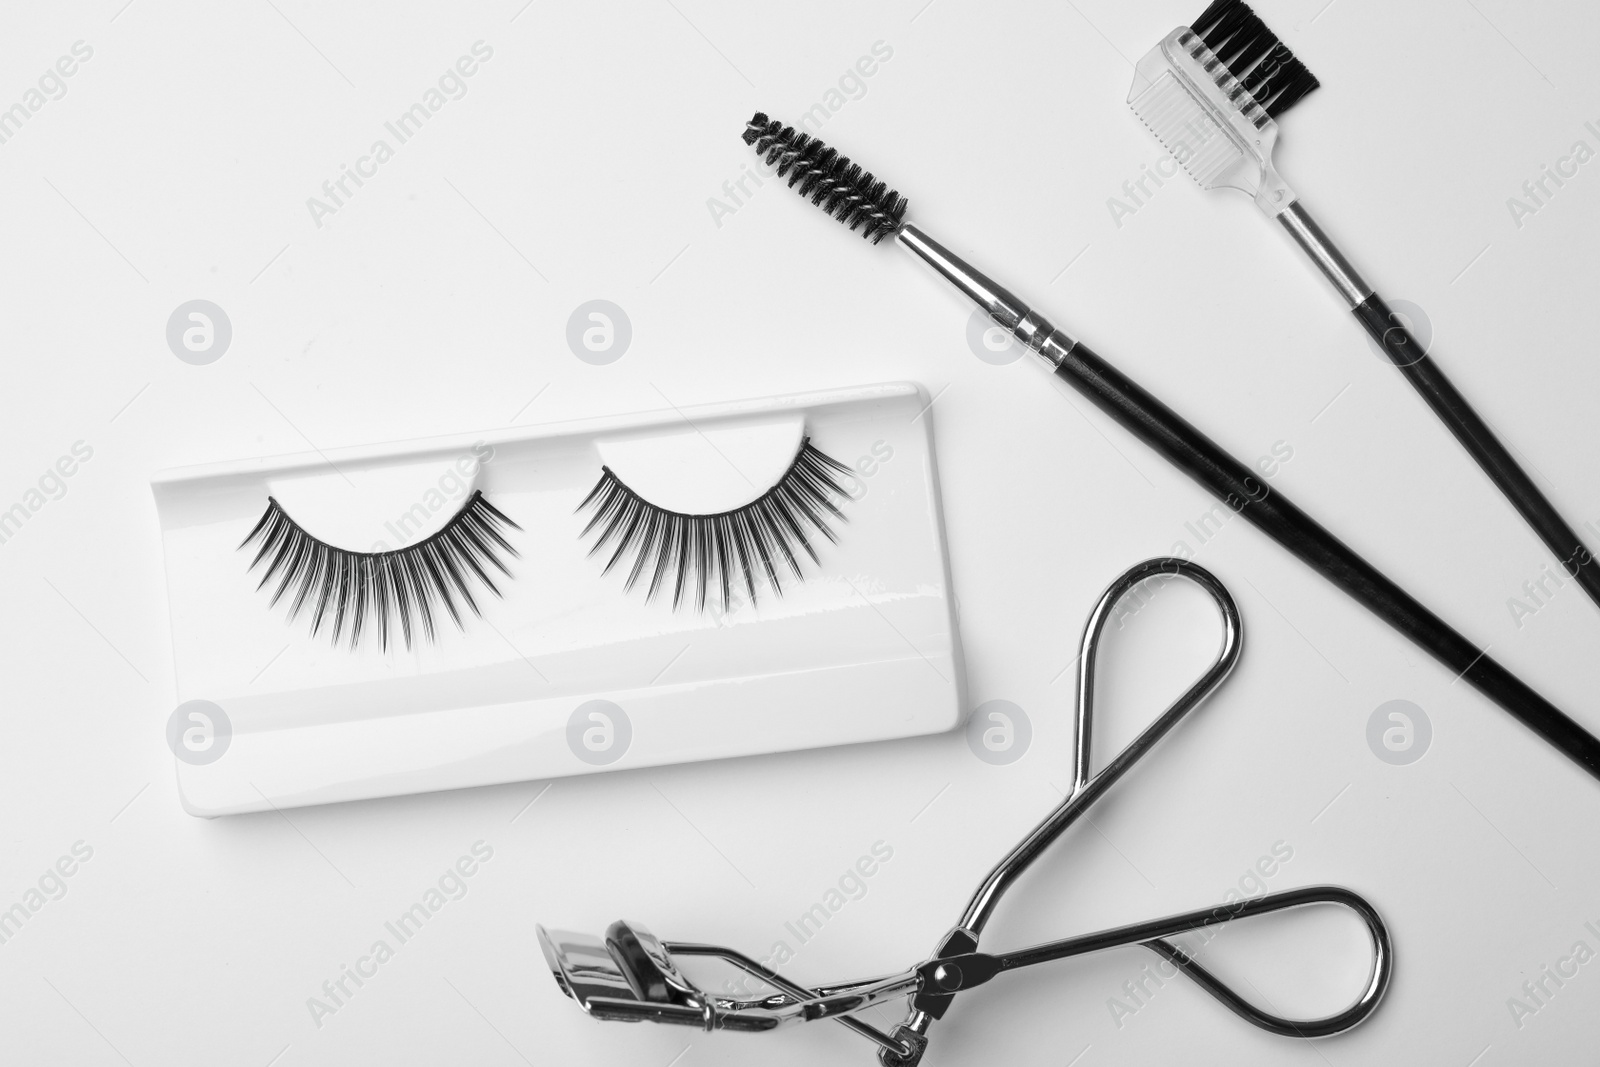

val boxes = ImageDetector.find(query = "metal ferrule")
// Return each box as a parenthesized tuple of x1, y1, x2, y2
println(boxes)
(895, 223, 1076, 368)
(1278, 201, 1373, 307)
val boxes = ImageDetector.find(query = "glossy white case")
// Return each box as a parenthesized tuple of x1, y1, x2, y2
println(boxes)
(151, 382, 965, 815)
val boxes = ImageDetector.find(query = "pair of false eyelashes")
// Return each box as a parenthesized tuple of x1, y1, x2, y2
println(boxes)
(240, 439, 853, 650)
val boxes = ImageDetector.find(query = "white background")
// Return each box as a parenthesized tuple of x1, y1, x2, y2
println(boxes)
(3, 0, 1599, 1064)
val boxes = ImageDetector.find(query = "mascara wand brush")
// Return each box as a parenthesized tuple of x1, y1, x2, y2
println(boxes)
(741, 114, 1080, 371)
(1126, 0, 1600, 614)
(740, 113, 1600, 782)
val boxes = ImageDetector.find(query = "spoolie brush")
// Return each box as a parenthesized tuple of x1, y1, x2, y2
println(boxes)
(743, 113, 1080, 369)
(743, 116, 908, 243)
(1128, 0, 1600, 614)
(740, 112, 1600, 817)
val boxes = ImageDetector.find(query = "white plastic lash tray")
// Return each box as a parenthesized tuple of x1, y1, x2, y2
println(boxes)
(151, 382, 965, 815)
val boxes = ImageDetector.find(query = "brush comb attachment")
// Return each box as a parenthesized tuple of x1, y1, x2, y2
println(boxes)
(1127, 0, 1317, 214)
(742, 113, 908, 243)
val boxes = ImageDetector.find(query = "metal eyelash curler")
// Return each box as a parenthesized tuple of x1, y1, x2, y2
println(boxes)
(537, 558, 1394, 1064)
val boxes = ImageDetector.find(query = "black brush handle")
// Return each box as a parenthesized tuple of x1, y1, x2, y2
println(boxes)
(1353, 293, 1600, 610)
(1055, 340, 1600, 781)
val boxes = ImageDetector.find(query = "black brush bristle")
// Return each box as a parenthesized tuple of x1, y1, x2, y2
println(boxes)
(1191, 0, 1319, 118)
(742, 112, 908, 243)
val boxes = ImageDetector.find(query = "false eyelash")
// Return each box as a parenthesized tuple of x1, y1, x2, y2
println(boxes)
(577, 438, 852, 613)
(239, 490, 521, 650)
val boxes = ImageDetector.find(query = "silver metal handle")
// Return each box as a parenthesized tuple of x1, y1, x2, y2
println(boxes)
(920, 884, 1392, 1039)
(958, 557, 1242, 934)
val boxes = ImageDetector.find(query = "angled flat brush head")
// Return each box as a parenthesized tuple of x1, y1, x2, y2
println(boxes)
(742, 112, 908, 243)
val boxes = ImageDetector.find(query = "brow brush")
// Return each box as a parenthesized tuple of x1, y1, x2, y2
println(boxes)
(741, 112, 1600, 782)
(1126, 0, 1600, 613)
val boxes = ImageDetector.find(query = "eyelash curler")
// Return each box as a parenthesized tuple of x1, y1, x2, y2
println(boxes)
(537, 557, 1393, 1064)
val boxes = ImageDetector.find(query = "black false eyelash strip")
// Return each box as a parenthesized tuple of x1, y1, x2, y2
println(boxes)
(577, 438, 852, 613)
(240, 490, 520, 650)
